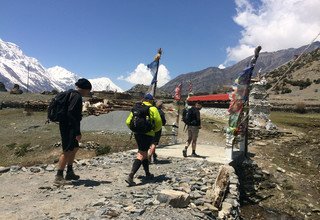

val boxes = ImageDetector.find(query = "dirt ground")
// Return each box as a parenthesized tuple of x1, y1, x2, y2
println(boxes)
(1, 102, 319, 219)
(241, 112, 320, 220)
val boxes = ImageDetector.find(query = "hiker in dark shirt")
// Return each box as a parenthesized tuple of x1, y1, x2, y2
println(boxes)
(54, 78, 92, 186)
(149, 100, 166, 163)
(183, 102, 202, 157)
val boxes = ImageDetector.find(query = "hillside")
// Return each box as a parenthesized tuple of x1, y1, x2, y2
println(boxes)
(161, 42, 320, 95)
(266, 48, 320, 105)
(126, 84, 171, 98)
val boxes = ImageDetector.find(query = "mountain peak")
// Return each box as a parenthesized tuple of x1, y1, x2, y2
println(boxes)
(0, 39, 123, 92)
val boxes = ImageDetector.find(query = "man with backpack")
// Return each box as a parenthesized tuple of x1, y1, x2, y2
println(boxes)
(51, 78, 92, 186)
(148, 100, 166, 163)
(125, 93, 162, 186)
(182, 102, 202, 157)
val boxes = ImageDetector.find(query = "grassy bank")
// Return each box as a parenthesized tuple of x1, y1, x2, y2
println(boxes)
(0, 108, 136, 167)
(270, 111, 320, 129)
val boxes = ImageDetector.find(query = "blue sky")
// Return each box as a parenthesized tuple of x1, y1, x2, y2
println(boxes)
(1, 0, 319, 90)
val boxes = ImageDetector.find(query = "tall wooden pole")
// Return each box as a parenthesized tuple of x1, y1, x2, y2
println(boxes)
(153, 48, 162, 98)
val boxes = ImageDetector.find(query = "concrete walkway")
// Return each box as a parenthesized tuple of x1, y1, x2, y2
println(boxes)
(156, 144, 228, 164)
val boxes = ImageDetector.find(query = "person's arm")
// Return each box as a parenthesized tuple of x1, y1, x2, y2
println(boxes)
(159, 109, 166, 126)
(126, 112, 133, 128)
(150, 106, 162, 132)
(196, 109, 201, 127)
(67, 92, 82, 136)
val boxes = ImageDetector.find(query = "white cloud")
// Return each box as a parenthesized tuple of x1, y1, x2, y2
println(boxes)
(218, 64, 226, 69)
(226, 0, 320, 63)
(121, 63, 171, 87)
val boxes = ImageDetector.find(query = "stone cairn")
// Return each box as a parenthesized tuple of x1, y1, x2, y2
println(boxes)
(10, 83, 23, 94)
(0, 82, 7, 92)
(249, 77, 279, 139)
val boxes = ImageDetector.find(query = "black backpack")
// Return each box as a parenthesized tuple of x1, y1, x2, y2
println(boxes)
(182, 108, 193, 126)
(129, 102, 153, 133)
(47, 90, 73, 123)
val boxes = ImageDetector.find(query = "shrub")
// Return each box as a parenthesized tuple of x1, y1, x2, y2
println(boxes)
(14, 143, 31, 157)
(295, 102, 306, 114)
(314, 78, 320, 84)
(6, 143, 17, 150)
(95, 145, 111, 156)
(265, 83, 272, 90)
(281, 88, 292, 94)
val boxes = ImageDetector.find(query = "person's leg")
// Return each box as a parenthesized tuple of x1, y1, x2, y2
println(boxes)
(186, 127, 192, 148)
(65, 147, 80, 180)
(183, 127, 192, 157)
(140, 151, 152, 176)
(191, 127, 199, 156)
(126, 134, 145, 186)
(148, 144, 156, 161)
(129, 151, 145, 178)
(141, 135, 153, 177)
(57, 151, 69, 176)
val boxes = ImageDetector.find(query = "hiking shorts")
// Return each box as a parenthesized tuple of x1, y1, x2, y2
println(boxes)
(187, 126, 199, 143)
(59, 122, 79, 152)
(153, 129, 162, 145)
(134, 134, 154, 152)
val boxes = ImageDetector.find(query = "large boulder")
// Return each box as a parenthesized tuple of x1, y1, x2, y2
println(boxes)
(0, 82, 7, 92)
(157, 189, 190, 208)
(10, 84, 23, 94)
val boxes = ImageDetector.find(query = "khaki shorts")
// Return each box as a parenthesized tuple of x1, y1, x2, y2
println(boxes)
(187, 126, 199, 142)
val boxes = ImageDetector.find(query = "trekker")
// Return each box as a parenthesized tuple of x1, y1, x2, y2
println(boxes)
(148, 100, 166, 163)
(125, 93, 162, 186)
(183, 102, 202, 157)
(54, 78, 92, 186)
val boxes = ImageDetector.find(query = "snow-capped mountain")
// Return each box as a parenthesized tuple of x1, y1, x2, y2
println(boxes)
(47, 66, 80, 91)
(0, 39, 55, 92)
(89, 77, 123, 92)
(0, 39, 123, 92)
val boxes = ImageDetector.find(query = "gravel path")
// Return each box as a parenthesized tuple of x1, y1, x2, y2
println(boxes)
(0, 151, 221, 220)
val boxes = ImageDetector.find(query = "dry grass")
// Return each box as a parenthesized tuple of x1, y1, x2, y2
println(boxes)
(0, 108, 135, 166)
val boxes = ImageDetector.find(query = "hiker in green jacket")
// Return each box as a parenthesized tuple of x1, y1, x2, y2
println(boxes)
(125, 93, 162, 186)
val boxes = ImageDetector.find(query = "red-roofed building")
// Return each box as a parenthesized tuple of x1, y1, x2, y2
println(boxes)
(187, 93, 230, 108)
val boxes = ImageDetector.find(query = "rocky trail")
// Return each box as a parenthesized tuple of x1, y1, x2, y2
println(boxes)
(0, 150, 227, 220)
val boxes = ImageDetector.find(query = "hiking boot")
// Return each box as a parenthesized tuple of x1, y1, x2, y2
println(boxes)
(182, 149, 187, 157)
(125, 176, 136, 187)
(191, 153, 200, 157)
(65, 171, 80, 180)
(54, 175, 73, 186)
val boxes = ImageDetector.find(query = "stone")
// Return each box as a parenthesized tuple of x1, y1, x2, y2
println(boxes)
(45, 165, 55, 172)
(276, 167, 286, 173)
(29, 167, 42, 173)
(211, 165, 230, 208)
(0, 82, 7, 92)
(219, 202, 233, 219)
(204, 203, 219, 212)
(190, 191, 202, 199)
(197, 205, 209, 212)
(10, 165, 21, 172)
(10, 84, 23, 94)
(0, 167, 10, 173)
(106, 208, 120, 217)
(143, 198, 154, 205)
(157, 190, 190, 208)
(192, 211, 206, 219)
(194, 198, 204, 206)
